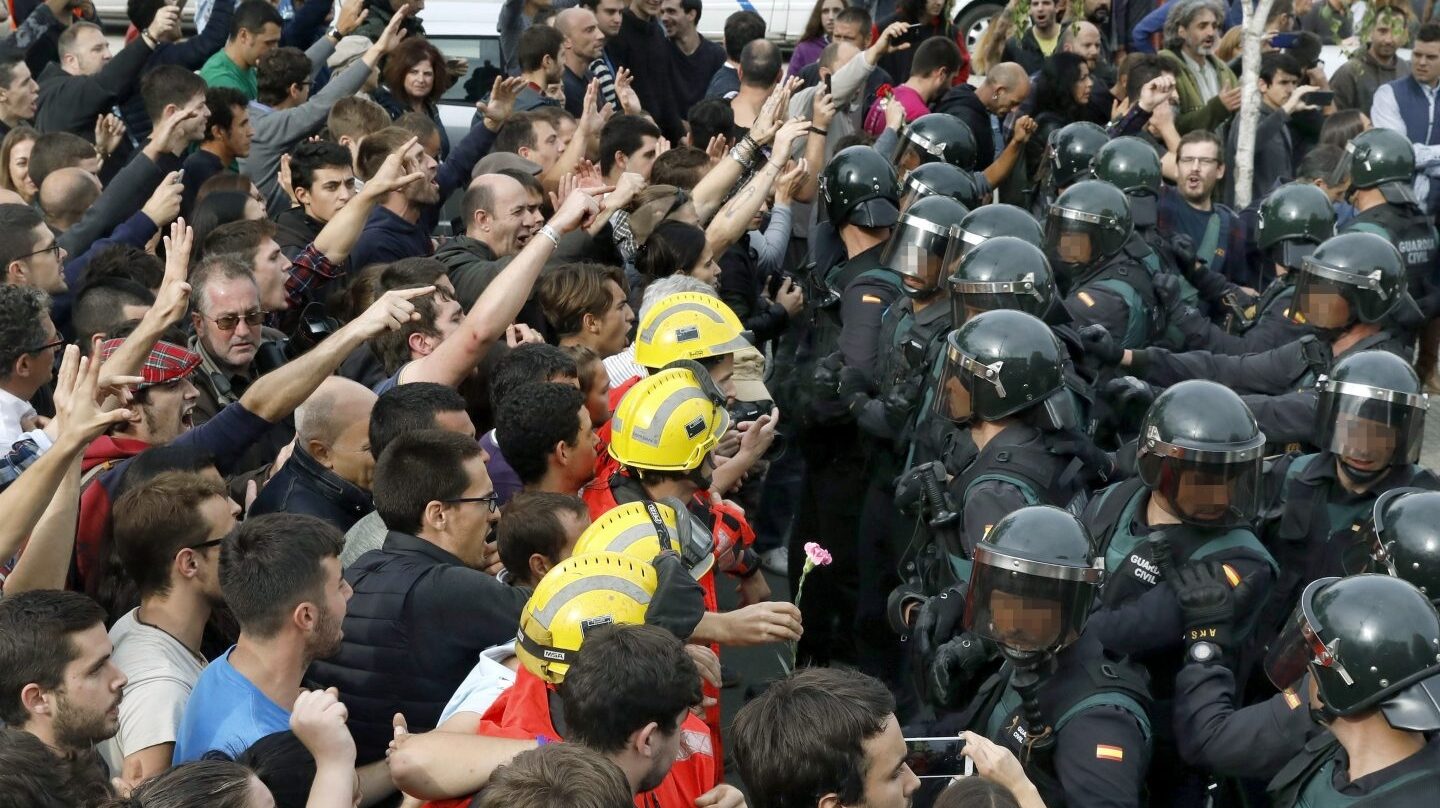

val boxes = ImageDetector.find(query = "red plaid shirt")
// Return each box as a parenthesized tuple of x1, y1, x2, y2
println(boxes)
(284, 244, 342, 311)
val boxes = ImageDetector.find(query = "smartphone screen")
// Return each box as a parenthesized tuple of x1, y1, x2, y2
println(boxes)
(904, 737, 970, 779)
(1270, 32, 1300, 48)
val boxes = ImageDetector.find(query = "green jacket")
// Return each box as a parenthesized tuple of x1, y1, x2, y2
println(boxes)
(1158, 48, 1237, 135)
(199, 49, 257, 101)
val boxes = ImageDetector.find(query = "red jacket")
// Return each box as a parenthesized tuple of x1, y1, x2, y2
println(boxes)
(423, 668, 716, 808)
(74, 435, 152, 591)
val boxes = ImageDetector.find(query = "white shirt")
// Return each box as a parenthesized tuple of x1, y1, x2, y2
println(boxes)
(603, 347, 645, 388)
(98, 609, 207, 773)
(1370, 80, 1440, 213)
(0, 387, 36, 449)
(437, 641, 518, 724)
(1182, 52, 1220, 103)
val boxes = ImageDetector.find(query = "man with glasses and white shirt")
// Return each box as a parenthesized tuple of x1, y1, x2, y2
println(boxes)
(0, 284, 63, 448)
(0, 203, 68, 294)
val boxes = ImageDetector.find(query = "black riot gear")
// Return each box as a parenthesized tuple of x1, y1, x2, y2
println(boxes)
(1137, 380, 1266, 527)
(946, 236, 1056, 323)
(821, 145, 902, 228)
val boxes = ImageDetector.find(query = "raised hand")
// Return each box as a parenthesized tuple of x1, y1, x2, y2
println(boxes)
(335, 0, 369, 37)
(350, 286, 436, 338)
(368, 2, 410, 56)
(291, 688, 357, 767)
(153, 217, 194, 325)
(146, 2, 180, 41)
(141, 170, 184, 228)
(361, 137, 427, 198)
(548, 185, 610, 234)
(54, 345, 135, 448)
(771, 117, 811, 160)
(614, 67, 642, 115)
(94, 113, 125, 158)
(774, 159, 807, 205)
(478, 76, 526, 128)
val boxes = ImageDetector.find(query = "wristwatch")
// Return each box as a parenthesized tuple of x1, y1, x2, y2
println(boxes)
(326, 25, 342, 41)
(1187, 641, 1222, 665)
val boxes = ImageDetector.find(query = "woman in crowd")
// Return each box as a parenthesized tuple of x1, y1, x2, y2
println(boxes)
(789, 0, 848, 75)
(375, 37, 453, 160)
(0, 126, 37, 203)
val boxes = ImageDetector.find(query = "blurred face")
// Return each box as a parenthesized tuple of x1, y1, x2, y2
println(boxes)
(623, 135, 661, 180)
(220, 105, 254, 158)
(194, 277, 264, 371)
(1179, 10, 1220, 57)
(1261, 68, 1299, 108)
(1334, 412, 1400, 474)
(0, 61, 38, 121)
(1176, 142, 1223, 204)
(326, 412, 377, 489)
(1072, 63, 1094, 105)
(1296, 282, 1353, 328)
(7, 137, 34, 199)
(1413, 38, 1440, 85)
(596, 279, 636, 356)
(820, 0, 844, 34)
(238, 22, 283, 67)
(19, 224, 68, 293)
(405, 59, 435, 101)
(48, 625, 127, 750)
(65, 27, 112, 75)
(595, 0, 625, 36)
(137, 377, 200, 445)
(1170, 467, 1234, 522)
(988, 588, 1064, 651)
(832, 20, 865, 48)
(297, 166, 357, 223)
(565, 10, 607, 61)
(1031, 0, 1057, 28)
(856, 716, 921, 808)
(307, 556, 352, 660)
(448, 456, 502, 565)
(251, 238, 290, 310)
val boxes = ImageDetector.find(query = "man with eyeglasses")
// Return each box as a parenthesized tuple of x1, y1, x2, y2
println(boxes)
(187, 255, 283, 433)
(1157, 130, 1242, 281)
(308, 429, 530, 765)
(0, 202, 68, 294)
(101, 470, 239, 783)
(0, 285, 62, 448)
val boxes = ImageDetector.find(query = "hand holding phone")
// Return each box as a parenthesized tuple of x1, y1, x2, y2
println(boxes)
(904, 737, 971, 779)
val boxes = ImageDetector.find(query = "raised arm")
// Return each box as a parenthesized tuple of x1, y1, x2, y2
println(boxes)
(310, 137, 427, 263)
(706, 119, 808, 257)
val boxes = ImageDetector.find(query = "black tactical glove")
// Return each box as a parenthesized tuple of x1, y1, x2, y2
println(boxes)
(645, 550, 707, 641)
(1174, 560, 1236, 655)
(1152, 272, 1191, 319)
(1078, 324, 1124, 366)
(911, 585, 967, 670)
(838, 366, 870, 406)
(928, 632, 998, 709)
(880, 376, 922, 431)
(1099, 375, 1156, 419)
(813, 352, 845, 399)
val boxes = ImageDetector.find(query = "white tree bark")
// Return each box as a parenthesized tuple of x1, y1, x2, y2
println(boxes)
(1232, 0, 1276, 209)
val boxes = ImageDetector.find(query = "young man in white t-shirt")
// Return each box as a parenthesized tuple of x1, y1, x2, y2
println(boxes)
(100, 469, 239, 781)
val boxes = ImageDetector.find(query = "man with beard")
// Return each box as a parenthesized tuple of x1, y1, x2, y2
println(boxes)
(1157, 0, 1240, 134)
(1330, 3, 1410, 114)
(1003, 0, 1063, 75)
(308, 430, 530, 765)
(0, 590, 126, 790)
(1158, 131, 1244, 280)
(173, 513, 352, 762)
(514, 24, 565, 113)
(101, 471, 239, 782)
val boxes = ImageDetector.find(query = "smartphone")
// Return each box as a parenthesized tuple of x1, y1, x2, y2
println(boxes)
(767, 271, 792, 298)
(898, 25, 924, 44)
(1269, 31, 1301, 48)
(1301, 90, 1334, 106)
(823, 74, 833, 95)
(904, 737, 971, 779)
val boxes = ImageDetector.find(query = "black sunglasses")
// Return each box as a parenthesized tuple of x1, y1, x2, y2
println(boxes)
(443, 493, 500, 513)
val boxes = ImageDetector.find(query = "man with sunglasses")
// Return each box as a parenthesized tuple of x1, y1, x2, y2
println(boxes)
(101, 470, 239, 783)
(187, 255, 283, 432)
(308, 429, 529, 766)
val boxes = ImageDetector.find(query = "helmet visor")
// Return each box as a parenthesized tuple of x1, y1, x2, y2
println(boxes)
(891, 132, 936, 177)
(1137, 453, 1263, 526)
(1291, 270, 1356, 329)
(898, 172, 938, 213)
(1316, 381, 1427, 467)
(881, 216, 954, 293)
(1265, 577, 1351, 692)
(932, 338, 1004, 423)
(963, 543, 1100, 653)
(943, 236, 1049, 322)
(1044, 210, 1096, 276)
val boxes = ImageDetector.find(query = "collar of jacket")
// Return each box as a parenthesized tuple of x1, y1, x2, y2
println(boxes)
(440, 235, 500, 261)
(289, 444, 374, 515)
(379, 529, 467, 568)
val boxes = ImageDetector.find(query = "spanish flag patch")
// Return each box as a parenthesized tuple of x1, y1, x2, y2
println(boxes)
(1078, 291, 1096, 307)
(1283, 689, 1302, 710)
(1096, 745, 1125, 762)
(862, 294, 883, 304)
(1222, 563, 1241, 588)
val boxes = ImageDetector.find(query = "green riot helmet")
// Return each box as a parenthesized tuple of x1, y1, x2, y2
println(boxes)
(1256, 182, 1335, 270)
(880, 195, 969, 299)
(891, 113, 978, 176)
(945, 236, 1056, 324)
(899, 163, 982, 212)
(964, 505, 1103, 655)
(954, 203, 1044, 257)
(1049, 122, 1109, 189)
(821, 146, 901, 228)
(1291, 232, 1406, 329)
(1093, 137, 1163, 227)
(1366, 489, 1440, 601)
(1044, 180, 1133, 290)
(1137, 380, 1266, 527)
(1332, 127, 1419, 205)
(1266, 574, 1440, 729)
(1315, 350, 1428, 483)
(932, 309, 1065, 423)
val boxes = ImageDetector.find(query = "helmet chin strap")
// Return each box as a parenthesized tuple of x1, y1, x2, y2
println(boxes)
(1000, 647, 1057, 767)
(1339, 458, 1390, 486)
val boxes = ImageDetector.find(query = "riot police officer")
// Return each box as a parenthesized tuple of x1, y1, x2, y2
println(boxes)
(1163, 182, 1334, 355)
(1029, 121, 1109, 219)
(1092, 232, 1416, 447)
(899, 162, 983, 212)
(939, 506, 1152, 808)
(891, 112, 979, 180)
(1045, 180, 1161, 350)
(1083, 380, 1278, 807)
(788, 145, 906, 666)
(1367, 488, 1440, 600)
(1252, 349, 1438, 663)
(950, 203, 1046, 262)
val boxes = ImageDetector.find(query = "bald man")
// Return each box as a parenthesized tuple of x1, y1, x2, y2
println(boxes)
(248, 376, 379, 531)
(436, 172, 545, 309)
(556, 7, 608, 118)
(937, 62, 1032, 172)
(38, 166, 101, 232)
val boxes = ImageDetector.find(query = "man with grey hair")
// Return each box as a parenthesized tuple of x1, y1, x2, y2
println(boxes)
(1158, 0, 1241, 134)
(249, 376, 378, 531)
(187, 255, 279, 428)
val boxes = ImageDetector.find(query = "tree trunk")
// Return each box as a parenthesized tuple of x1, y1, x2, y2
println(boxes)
(1232, 0, 1276, 209)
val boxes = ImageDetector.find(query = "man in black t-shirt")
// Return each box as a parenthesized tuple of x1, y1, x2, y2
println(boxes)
(660, 0, 725, 115)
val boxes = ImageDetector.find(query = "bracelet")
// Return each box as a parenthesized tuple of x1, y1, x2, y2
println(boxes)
(808, 126, 828, 135)
(537, 225, 560, 248)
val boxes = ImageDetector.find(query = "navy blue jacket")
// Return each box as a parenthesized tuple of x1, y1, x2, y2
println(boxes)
(249, 445, 372, 533)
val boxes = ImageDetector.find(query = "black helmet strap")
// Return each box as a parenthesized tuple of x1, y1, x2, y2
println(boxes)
(1003, 648, 1057, 767)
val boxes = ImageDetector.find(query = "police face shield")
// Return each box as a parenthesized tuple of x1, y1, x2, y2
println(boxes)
(943, 242, 1048, 324)
(883, 218, 955, 297)
(1266, 240, 1318, 272)
(1138, 438, 1265, 527)
(1044, 209, 1099, 285)
(891, 131, 940, 180)
(963, 543, 1102, 654)
(1291, 270, 1358, 330)
(1265, 577, 1352, 693)
(898, 171, 939, 212)
(932, 335, 1003, 423)
(1316, 378, 1427, 469)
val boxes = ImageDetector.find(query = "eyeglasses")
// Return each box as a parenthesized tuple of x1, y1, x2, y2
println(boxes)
(187, 526, 237, 552)
(206, 310, 267, 331)
(16, 241, 60, 261)
(443, 493, 500, 513)
(1177, 156, 1221, 168)
(26, 336, 64, 354)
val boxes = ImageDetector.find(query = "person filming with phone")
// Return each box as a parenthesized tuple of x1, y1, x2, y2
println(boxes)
(1221, 52, 1319, 205)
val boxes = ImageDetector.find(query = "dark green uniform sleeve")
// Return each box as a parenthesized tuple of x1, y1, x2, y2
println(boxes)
(838, 278, 901, 382)
(1062, 285, 1133, 345)
(959, 479, 1033, 557)
(1129, 338, 1310, 395)
(1174, 661, 1312, 781)
(1242, 391, 1319, 447)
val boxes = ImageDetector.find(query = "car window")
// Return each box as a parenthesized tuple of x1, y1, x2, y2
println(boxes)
(431, 36, 504, 104)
